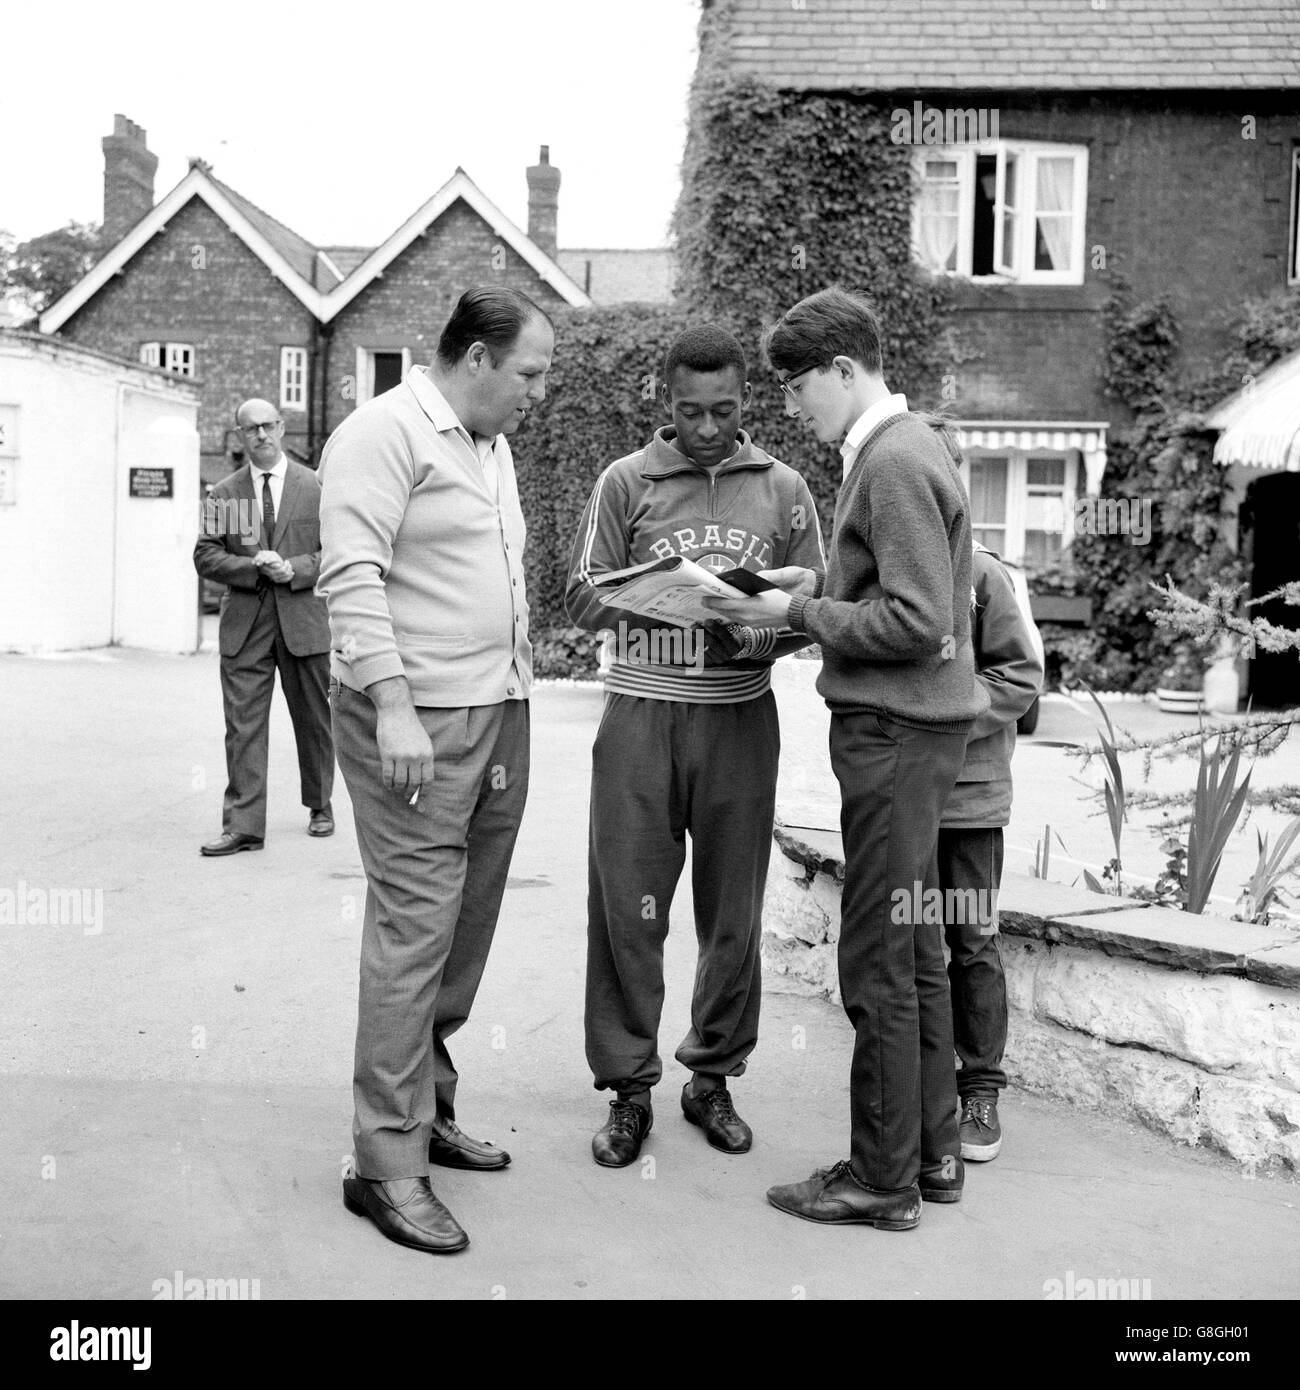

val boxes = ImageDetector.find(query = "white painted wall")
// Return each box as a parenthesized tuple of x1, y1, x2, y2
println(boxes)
(0, 334, 201, 653)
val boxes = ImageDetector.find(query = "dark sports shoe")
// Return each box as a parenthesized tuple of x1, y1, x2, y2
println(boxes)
(681, 1084, 752, 1153)
(960, 1096, 1002, 1161)
(592, 1098, 653, 1168)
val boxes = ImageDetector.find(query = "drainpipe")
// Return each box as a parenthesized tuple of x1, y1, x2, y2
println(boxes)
(315, 322, 333, 466)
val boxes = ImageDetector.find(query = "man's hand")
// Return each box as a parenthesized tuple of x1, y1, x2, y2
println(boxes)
(375, 705, 435, 794)
(759, 566, 818, 596)
(265, 559, 294, 584)
(700, 587, 793, 629)
(252, 549, 281, 567)
(366, 677, 435, 794)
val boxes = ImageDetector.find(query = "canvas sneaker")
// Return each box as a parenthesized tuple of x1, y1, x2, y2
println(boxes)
(959, 1096, 1002, 1161)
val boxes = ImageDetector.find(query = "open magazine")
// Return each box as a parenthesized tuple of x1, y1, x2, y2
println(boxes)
(592, 555, 776, 627)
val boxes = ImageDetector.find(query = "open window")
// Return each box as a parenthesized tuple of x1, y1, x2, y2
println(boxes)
(915, 142, 1088, 284)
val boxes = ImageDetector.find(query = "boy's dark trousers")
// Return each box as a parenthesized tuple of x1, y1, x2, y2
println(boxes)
(830, 712, 967, 1192)
(937, 826, 1008, 1099)
(585, 692, 780, 1095)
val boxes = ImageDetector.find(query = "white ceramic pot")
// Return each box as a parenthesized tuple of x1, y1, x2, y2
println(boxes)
(1156, 687, 1203, 715)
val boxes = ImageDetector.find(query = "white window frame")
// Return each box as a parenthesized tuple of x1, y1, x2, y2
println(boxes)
(1289, 146, 1300, 286)
(914, 141, 1089, 285)
(139, 342, 161, 368)
(280, 346, 308, 411)
(164, 343, 194, 376)
(961, 449, 1080, 567)
(355, 347, 412, 404)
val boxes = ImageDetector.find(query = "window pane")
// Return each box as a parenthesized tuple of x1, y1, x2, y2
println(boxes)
(1024, 493, 1066, 533)
(1024, 529, 1064, 566)
(974, 526, 1007, 553)
(1036, 157, 1073, 213)
(968, 456, 1008, 525)
(1027, 457, 1066, 487)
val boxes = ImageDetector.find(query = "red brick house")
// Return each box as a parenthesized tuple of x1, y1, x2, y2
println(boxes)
(40, 120, 671, 482)
(698, 0, 1300, 578)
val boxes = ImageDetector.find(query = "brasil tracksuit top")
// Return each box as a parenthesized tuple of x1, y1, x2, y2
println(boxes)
(565, 427, 827, 700)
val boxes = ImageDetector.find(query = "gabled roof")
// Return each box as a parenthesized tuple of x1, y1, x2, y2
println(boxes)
(40, 164, 328, 331)
(318, 168, 591, 322)
(557, 248, 675, 303)
(40, 162, 591, 335)
(722, 0, 1300, 91)
(208, 172, 327, 286)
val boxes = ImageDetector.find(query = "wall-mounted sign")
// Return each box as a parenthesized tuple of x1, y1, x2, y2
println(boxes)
(128, 467, 174, 499)
(0, 404, 18, 459)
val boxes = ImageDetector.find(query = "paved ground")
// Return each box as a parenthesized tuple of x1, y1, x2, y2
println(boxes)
(2, 638, 1298, 1307)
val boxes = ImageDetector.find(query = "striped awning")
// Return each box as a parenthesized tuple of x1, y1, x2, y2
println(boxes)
(1209, 387, 1300, 471)
(1206, 348, 1300, 472)
(953, 421, 1109, 494)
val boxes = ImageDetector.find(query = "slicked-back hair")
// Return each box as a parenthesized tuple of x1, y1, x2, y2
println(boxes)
(762, 286, 884, 377)
(435, 286, 553, 368)
(664, 323, 747, 393)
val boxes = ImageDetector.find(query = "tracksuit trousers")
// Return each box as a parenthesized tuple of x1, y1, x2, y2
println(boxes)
(585, 691, 780, 1095)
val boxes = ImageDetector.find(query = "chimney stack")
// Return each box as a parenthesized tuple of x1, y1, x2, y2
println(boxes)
(526, 145, 560, 259)
(102, 114, 158, 244)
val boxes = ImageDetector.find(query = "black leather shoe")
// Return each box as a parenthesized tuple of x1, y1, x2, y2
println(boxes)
(766, 1161, 922, 1230)
(920, 1155, 965, 1203)
(342, 1175, 469, 1253)
(200, 832, 264, 857)
(681, 1083, 752, 1153)
(307, 807, 334, 837)
(428, 1114, 510, 1170)
(592, 1098, 652, 1168)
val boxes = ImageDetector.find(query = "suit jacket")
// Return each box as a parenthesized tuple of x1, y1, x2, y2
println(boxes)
(194, 459, 331, 658)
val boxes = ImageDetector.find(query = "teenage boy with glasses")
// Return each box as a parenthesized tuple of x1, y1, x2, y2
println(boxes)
(705, 286, 988, 1231)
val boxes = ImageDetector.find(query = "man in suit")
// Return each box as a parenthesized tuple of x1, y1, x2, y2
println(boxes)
(193, 398, 335, 856)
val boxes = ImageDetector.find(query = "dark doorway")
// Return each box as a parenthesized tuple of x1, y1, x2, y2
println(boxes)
(372, 351, 404, 397)
(1243, 471, 1300, 708)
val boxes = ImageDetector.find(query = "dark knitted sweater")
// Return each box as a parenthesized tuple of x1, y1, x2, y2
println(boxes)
(787, 411, 989, 731)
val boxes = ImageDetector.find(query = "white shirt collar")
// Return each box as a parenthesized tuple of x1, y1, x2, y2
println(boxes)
(254, 452, 288, 480)
(840, 393, 909, 475)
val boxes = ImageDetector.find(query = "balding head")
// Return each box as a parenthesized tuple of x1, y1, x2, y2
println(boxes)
(235, 399, 284, 470)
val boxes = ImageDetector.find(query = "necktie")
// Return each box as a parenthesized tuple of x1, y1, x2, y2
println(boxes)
(260, 472, 276, 548)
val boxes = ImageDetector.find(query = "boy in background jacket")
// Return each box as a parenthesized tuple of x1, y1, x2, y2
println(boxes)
(941, 544, 1042, 1163)
(565, 323, 825, 1168)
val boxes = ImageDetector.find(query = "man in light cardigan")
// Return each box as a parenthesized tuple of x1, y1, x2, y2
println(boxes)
(318, 287, 554, 1255)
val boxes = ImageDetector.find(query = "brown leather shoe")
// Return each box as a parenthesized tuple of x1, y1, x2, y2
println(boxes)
(342, 1175, 468, 1253)
(199, 832, 264, 857)
(766, 1161, 922, 1230)
(428, 1114, 511, 1170)
(307, 808, 334, 837)
(592, 1098, 652, 1168)
(681, 1083, 752, 1153)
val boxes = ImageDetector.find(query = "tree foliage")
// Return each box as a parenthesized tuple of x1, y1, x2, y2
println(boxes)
(0, 221, 103, 317)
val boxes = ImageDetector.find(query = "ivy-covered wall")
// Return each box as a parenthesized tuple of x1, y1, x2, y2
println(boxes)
(511, 0, 953, 657)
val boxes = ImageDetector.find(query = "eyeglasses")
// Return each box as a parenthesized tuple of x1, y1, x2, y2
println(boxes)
(778, 365, 822, 400)
(239, 421, 281, 436)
